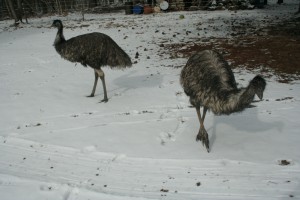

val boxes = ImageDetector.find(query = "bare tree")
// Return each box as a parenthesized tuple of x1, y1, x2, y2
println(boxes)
(2, 0, 120, 20)
(5, 0, 18, 21)
(16, 0, 28, 23)
(5, 0, 29, 24)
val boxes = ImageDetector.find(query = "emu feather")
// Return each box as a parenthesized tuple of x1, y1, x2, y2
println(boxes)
(180, 50, 266, 152)
(52, 20, 132, 102)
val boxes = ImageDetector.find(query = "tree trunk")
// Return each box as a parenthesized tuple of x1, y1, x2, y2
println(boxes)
(0, 0, 3, 19)
(5, 0, 18, 21)
(16, 0, 23, 22)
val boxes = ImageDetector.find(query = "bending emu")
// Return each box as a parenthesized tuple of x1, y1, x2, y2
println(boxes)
(180, 50, 266, 152)
(52, 20, 132, 102)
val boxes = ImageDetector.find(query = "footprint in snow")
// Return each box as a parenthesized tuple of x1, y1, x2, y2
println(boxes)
(71, 112, 94, 118)
(81, 145, 97, 154)
(40, 184, 54, 191)
(159, 132, 175, 145)
(24, 123, 42, 128)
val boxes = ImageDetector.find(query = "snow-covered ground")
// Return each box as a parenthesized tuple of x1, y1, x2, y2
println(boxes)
(0, 1, 300, 199)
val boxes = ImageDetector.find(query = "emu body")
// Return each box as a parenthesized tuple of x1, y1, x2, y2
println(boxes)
(180, 50, 266, 152)
(52, 20, 132, 102)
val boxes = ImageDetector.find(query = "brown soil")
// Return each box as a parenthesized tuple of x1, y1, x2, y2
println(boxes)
(165, 16, 300, 83)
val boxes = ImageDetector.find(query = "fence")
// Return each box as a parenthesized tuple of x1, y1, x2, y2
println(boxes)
(0, 0, 128, 20)
(0, 0, 256, 21)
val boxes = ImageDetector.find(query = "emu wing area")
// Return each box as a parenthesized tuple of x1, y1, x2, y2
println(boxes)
(57, 32, 132, 69)
(180, 50, 238, 112)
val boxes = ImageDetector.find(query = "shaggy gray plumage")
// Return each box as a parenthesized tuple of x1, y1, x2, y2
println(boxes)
(180, 50, 266, 152)
(52, 19, 132, 102)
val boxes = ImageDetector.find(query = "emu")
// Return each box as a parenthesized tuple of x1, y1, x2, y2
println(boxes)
(52, 20, 132, 102)
(180, 50, 266, 152)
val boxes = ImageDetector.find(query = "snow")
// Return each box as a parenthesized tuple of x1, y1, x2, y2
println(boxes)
(0, 0, 300, 199)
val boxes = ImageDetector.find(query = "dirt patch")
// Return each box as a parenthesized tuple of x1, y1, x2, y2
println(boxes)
(279, 160, 291, 166)
(165, 17, 300, 82)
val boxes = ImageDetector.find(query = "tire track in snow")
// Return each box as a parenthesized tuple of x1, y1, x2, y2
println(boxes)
(9, 105, 193, 145)
(0, 137, 299, 200)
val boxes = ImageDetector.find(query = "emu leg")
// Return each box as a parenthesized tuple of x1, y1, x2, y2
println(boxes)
(196, 106, 209, 152)
(87, 70, 98, 97)
(95, 69, 108, 103)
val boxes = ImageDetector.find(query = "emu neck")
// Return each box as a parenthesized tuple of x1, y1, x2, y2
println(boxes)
(238, 85, 257, 108)
(212, 85, 256, 115)
(54, 26, 66, 46)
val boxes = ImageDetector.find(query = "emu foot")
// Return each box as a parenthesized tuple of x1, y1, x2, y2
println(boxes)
(99, 98, 108, 103)
(87, 94, 95, 97)
(196, 128, 210, 152)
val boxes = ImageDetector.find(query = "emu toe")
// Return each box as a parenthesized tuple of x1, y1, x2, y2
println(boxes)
(196, 128, 210, 152)
(99, 98, 108, 103)
(87, 94, 95, 97)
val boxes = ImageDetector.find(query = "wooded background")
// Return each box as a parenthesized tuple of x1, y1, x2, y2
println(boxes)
(1, 0, 299, 22)
(0, 0, 122, 21)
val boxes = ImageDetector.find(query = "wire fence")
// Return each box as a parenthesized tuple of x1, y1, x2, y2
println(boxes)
(0, 0, 258, 21)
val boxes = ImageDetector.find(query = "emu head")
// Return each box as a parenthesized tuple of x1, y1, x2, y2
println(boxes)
(51, 20, 63, 29)
(250, 75, 266, 100)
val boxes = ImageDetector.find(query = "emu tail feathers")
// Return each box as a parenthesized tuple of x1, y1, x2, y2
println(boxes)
(105, 39, 132, 69)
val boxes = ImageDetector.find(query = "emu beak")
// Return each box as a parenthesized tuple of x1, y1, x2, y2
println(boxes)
(257, 92, 263, 100)
(50, 22, 56, 28)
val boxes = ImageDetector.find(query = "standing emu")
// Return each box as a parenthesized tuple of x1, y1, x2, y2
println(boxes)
(52, 20, 132, 102)
(180, 50, 266, 152)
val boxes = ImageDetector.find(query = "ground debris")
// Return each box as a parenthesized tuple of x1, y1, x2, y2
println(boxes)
(163, 17, 300, 82)
(160, 188, 169, 192)
(275, 97, 294, 101)
(279, 160, 291, 166)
